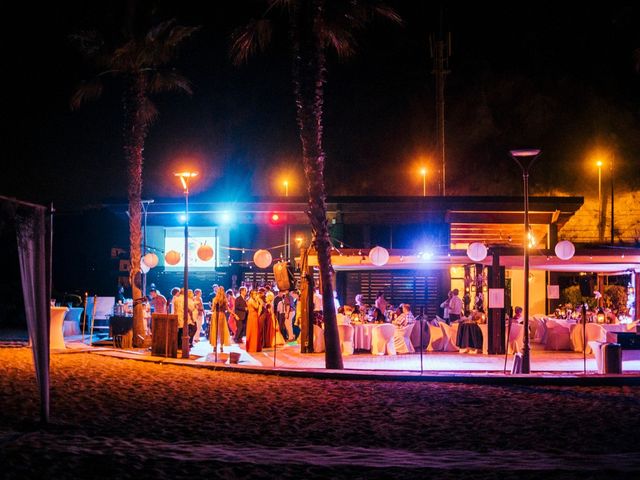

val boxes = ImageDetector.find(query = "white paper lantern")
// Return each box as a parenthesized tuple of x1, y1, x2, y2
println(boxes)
(253, 249, 273, 269)
(368, 246, 389, 266)
(555, 240, 575, 260)
(467, 242, 488, 262)
(142, 252, 159, 269)
(140, 258, 150, 274)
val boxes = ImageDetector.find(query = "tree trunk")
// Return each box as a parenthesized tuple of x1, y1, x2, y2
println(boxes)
(124, 75, 148, 348)
(292, 0, 342, 369)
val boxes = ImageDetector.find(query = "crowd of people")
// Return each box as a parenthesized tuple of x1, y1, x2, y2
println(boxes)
(141, 283, 302, 353)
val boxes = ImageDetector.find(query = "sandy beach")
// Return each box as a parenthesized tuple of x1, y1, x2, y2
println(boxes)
(1, 347, 640, 479)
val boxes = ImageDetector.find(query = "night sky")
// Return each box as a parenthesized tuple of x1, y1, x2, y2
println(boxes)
(3, 1, 639, 209)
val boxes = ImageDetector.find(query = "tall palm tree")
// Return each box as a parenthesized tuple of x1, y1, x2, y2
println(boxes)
(71, 18, 199, 346)
(232, 0, 400, 369)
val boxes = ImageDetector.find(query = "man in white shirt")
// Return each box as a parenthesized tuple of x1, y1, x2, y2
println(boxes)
(448, 289, 463, 323)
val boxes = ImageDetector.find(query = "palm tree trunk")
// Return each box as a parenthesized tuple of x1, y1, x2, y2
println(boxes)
(124, 75, 148, 348)
(292, 0, 342, 369)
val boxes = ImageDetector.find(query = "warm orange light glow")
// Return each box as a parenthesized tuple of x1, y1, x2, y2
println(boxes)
(420, 167, 427, 176)
(283, 180, 289, 196)
(174, 171, 198, 191)
(596, 160, 603, 167)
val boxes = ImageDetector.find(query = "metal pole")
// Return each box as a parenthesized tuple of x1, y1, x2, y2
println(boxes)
(81, 292, 88, 344)
(423, 174, 426, 197)
(419, 309, 424, 375)
(522, 170, 531, 373)
(598, 164, 602, 242)
(582, 303, 587, 374)
(610, 159, 614, 244)
(182, 186, 190, 359)
(510, 149, 540, 375)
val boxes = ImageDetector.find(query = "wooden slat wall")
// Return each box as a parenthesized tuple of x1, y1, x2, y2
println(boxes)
(345, 270, 441, 317)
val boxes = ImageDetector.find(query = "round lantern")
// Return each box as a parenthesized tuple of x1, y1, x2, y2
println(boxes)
(142, 252, 159, 269)
(165, 250, 181, 266)
(197, 243, 214, 262)
(555, 240, 575, 260)
(253, 249, 273, 269)
(368, 246, 389, 266)
(140, 257, 150, 274)
(467, 242, 488, 262)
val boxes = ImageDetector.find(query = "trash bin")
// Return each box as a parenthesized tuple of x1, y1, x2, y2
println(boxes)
(602, 343, 622, 374)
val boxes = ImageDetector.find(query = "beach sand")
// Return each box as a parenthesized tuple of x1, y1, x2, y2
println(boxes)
(1, 347, 639, 479)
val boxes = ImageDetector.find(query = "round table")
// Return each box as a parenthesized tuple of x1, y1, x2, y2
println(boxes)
(455, 321, 483, 350)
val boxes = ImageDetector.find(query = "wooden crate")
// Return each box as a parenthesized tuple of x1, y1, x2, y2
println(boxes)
(151, 314, 178, 358)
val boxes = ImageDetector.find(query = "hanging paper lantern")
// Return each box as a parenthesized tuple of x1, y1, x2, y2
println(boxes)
(165, 250, 181, 265)
(142, 252, 159, 269)
(253, 249, 273, 269)
(140, 258, 150, 274)
(555, 240, 575, 260)
(368, 246, 389, 266)
(197, 243, 214, 262)
(467, 242, 488, 262)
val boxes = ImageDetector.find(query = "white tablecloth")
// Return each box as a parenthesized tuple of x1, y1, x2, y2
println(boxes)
(352, 323, 377, 351)
(51, 306, 68, 350)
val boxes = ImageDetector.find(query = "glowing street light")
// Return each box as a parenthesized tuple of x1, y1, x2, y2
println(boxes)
(283, 180, 289, 197)
(420, 167, 427, 197)
(174, 170, 198, 358)
(510, 148, 541, 374)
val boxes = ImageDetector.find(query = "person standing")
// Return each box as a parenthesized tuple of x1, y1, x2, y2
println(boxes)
(448, 289, 463, 323)
(173, 288, 196, 350)
(313, 288, 323, 326)
(210, 286, 235, 353)
(440, 290, 452, 324)
(375, 291, 387, 316)
(234, 287, 248, 343)
(149, 288, 167, 314)
(245, 289, 263, 353)
(193, 288, 205, 343)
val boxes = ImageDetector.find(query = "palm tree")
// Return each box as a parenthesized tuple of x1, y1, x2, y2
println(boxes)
(232, 0, 400, 369)
(71, 18, 199, 347)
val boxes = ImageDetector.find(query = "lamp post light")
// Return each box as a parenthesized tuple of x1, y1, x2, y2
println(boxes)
(510, 148, 541, 374)
(420, 168, 427, 197)
(174, 171, 198, 359)
(283, 180, 289, 197)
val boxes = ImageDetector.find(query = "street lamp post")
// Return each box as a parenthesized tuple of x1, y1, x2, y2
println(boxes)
(421, 168, 427, 197)
(597, 160, 603, 241)
(174, 171, 198, 359)
(610, 158, 614, 244)
(510, 148, 541, 374)
(283, 179, 290, 261)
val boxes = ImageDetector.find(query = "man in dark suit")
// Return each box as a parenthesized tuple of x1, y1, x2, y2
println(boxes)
(233, 287, 248, 343)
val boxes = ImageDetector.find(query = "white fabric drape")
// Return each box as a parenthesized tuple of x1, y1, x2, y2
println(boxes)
(9, 199, 51, 424)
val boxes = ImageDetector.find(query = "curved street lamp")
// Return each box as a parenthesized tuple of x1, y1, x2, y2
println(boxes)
(174, 171, 198, 358)
(509, 148, 541, 374)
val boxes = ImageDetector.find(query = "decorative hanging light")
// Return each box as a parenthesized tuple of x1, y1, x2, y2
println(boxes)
(253, 249, 273, 269)
(466, 242, 488, 262)
(142, 252, 159, 269)
(368, 246, 389, 266)
(554, 240, 575, 260)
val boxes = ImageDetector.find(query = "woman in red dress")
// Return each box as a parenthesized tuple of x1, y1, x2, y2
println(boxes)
(245, 289, 262, 353)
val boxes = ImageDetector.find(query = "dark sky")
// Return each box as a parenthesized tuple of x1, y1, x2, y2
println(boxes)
(3, 1, 639, 208)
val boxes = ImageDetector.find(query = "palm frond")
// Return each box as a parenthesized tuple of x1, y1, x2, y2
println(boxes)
(147, 70, 193, 95)
(321, 27, 356, 59)
(230, 19, 273, 66)
(70, 78, 104, 110)
(137, 97, 159, 124)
